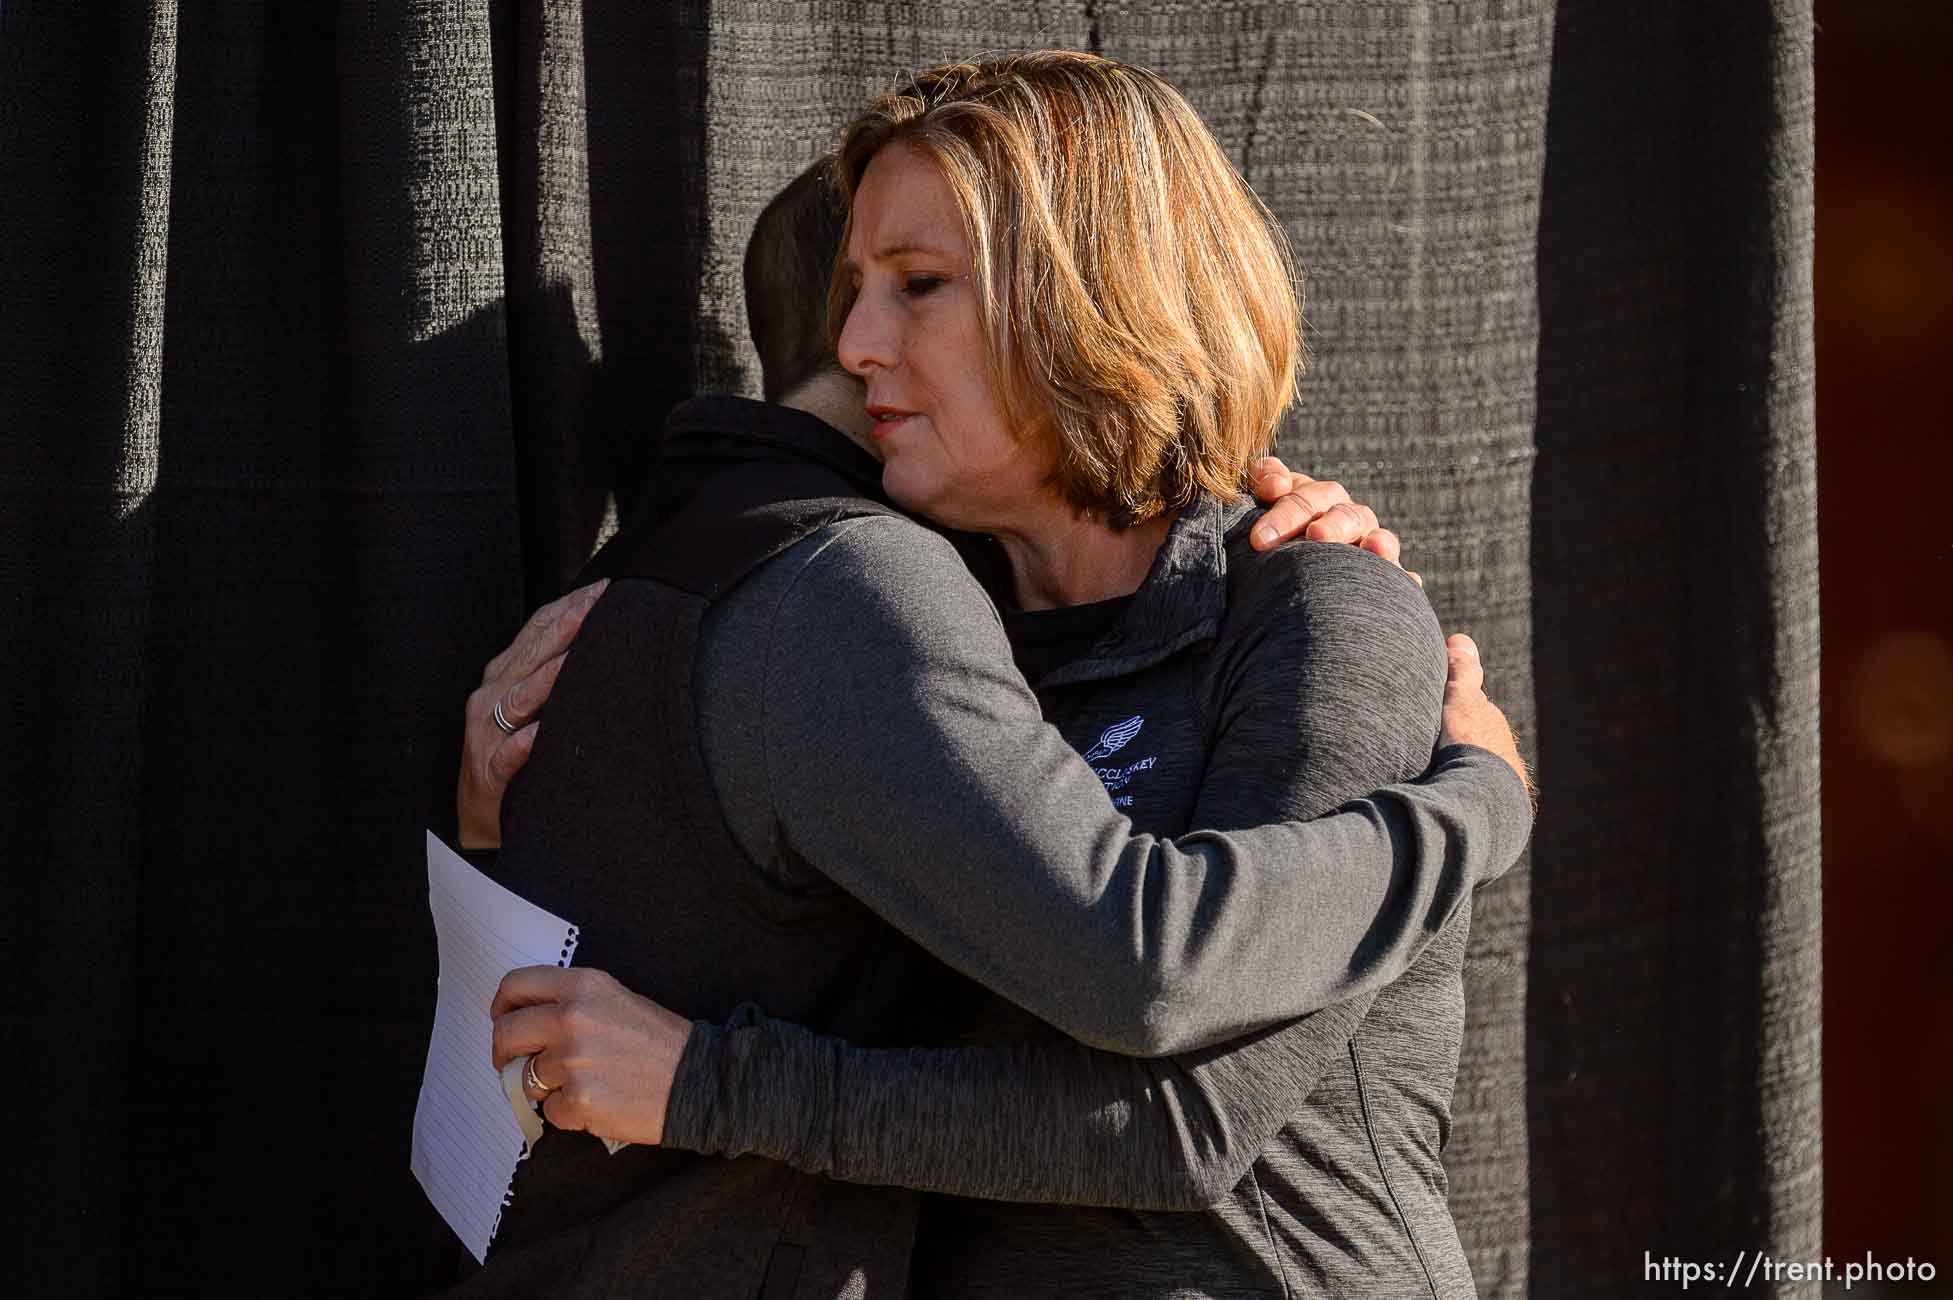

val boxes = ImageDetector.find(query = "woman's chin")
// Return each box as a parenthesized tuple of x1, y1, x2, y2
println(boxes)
(880, 464, 942, 520)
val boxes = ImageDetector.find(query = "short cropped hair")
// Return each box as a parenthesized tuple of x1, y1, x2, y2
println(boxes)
(829, 52, 1301, 529)
(746, 159, 851, 402)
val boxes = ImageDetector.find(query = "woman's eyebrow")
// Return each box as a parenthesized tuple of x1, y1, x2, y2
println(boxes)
(846, 240, 952, 271)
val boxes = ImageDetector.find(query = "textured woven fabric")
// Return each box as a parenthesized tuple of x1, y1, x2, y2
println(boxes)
(1, 1, 1818, 1295)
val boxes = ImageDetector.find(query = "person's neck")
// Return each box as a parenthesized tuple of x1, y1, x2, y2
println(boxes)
(777, 370, 878, 458)
(993, 506, 1176, 610)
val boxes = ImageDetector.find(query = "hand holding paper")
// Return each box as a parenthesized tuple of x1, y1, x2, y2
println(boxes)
(489, 965, 695, 1147)
(411, 835, 682, 1262)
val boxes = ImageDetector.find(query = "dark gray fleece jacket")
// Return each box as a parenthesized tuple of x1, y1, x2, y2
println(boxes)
(661, 464, 1530, 1297)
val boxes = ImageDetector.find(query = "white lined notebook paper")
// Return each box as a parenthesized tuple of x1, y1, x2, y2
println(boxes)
(410, 831, 580, 1263)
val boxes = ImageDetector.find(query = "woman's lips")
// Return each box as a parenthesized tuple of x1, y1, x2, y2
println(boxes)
(866, 405, 918, 439)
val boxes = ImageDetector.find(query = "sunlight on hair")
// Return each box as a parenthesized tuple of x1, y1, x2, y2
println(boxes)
(829, 52, 1301, 530)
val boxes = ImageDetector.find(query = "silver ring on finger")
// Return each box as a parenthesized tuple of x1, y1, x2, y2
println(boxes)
(525, 1055, 555, 1096)
(493, 697, 520, 737)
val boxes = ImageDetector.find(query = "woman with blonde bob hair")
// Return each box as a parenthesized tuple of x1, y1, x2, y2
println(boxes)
(828, 52, 1300, 536)
(626, 52, 1498, 1296)
(471, 50, 1525, 1300)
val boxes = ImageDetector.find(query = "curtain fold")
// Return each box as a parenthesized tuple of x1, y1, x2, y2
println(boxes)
(2, 1, 1819, 1294)
(7, 2, 525, 1291)
(1527, 2, 1820, 1290)
(3, 5, 177, 1292)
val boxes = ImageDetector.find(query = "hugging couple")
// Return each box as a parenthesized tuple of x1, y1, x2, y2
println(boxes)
(442, 50, 1533, 1300)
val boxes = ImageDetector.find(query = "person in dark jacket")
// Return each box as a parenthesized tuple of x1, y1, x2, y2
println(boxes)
(456, 57, 1531, 1300)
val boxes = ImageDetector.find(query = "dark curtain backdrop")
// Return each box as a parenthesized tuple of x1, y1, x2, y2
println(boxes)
(1, 1, 1819, 1295)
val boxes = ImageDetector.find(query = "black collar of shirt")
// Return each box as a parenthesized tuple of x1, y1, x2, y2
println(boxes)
(659, 394, 888, 500)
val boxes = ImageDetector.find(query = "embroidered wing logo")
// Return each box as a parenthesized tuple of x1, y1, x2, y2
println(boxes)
(1082, 715, 1145, 764)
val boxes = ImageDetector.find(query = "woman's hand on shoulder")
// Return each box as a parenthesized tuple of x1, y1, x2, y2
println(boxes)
(1440, 633, 1534, 799)
(457, 579, 609, 849)
(1245, 456, 1417, 586)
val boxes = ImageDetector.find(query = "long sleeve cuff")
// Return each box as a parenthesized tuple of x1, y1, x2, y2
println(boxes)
(1428, 741, 1534, 887)
(663, 1004, 839, 1174)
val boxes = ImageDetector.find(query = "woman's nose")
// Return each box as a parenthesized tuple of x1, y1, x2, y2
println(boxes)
(837, 291, 892, 376)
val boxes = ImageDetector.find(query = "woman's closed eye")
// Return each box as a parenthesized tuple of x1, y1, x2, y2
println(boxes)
(902, 273, 947, 297)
